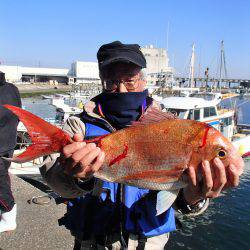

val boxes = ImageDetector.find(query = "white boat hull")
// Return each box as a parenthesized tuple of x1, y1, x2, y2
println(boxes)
(8, 149, 43, 176)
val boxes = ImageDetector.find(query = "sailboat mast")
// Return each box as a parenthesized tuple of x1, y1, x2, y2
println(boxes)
(189, 43, 195, 89)
(218, 40, 224, 91)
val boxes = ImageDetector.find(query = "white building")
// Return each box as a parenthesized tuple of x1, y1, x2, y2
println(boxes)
(0, 62, 101, 85)
(141, 45, 174, 85)
(0, 65, 69, 83)
(69, 61, 100, 84)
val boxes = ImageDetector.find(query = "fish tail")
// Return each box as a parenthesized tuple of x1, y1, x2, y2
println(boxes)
(3, 105, 71, 163)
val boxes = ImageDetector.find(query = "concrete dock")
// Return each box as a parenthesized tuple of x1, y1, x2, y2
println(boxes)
(0, 175, 74, 250)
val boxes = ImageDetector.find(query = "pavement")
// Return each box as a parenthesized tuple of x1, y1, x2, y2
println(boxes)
(0, 175, 74, 250)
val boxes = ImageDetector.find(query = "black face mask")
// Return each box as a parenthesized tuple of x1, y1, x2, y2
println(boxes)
(93, 90, 148, 129)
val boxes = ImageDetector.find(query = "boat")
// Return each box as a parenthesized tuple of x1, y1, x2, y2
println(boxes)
(161, 95, 234, 138)
(50, 84, 102, 124)
(41, 93, 70, 100)
(54, 105, 83, 124)
(160, 94, 250, 156)
(41, 94, 54, 100)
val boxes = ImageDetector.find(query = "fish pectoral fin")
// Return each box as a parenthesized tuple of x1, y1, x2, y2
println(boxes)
(156, 190, 179, 216)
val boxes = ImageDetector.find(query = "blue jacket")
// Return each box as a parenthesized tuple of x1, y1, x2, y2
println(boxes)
(60, 109, 176, 238)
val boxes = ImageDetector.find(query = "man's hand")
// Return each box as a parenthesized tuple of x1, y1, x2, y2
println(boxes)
(183, 157, 244, 205)
(62, 133, 105, 179)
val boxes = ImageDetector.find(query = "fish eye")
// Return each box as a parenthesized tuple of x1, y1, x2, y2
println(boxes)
(217, 149, 227, 159)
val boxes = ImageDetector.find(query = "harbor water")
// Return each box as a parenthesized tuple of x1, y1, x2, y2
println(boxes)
(22, 96, 250, 250)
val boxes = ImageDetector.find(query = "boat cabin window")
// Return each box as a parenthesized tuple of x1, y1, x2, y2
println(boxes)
(194, 109, 200, 120)
(204, 106, 217, 118)
(166, 108, 187, 119)
(187, 109, 200, 120)
(221, 117, 233, 126)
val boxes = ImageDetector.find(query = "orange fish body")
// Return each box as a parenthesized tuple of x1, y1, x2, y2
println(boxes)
(94, 119, 243, 190)
(3, 105, 244, 191)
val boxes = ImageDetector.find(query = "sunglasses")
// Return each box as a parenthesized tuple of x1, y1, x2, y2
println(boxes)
(103, 75, 142, 91)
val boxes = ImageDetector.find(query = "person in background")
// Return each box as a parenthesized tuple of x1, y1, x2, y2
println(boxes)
(0, 71, 22, 233)
(41, 41, 244, 249)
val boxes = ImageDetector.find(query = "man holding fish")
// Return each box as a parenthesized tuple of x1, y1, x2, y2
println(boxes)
(40, 41, 243, 249)
(4, 41, 244, 249)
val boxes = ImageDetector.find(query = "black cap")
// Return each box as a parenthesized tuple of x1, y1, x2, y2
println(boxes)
(97, 41, 146, 70)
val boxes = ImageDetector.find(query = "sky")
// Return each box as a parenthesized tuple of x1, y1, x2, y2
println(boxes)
(0, 0, 249, 79)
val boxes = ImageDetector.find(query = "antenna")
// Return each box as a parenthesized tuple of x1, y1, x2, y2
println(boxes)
(166, 21, 170, 52)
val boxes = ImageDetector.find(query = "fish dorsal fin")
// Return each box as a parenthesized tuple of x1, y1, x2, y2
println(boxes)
(131, 107, 176, 126)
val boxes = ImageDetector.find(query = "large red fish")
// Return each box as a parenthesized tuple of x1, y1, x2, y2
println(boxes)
(3, 104, 245, 182)
(3, 105, 246, 214)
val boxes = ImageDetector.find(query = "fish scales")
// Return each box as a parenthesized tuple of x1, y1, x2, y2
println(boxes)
(94, 119, 209, 188)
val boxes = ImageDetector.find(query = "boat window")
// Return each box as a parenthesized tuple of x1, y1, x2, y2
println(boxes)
(166, 108, 187, 119)
(204, 107, 209, 118)
(210, 107, 217, 116)
(194, 109, 200, 120)
(221, 117, 232, 126)
(187, 110, 193, 119)
(187, 109, 200, 120)
(204, 107, 217, 118)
